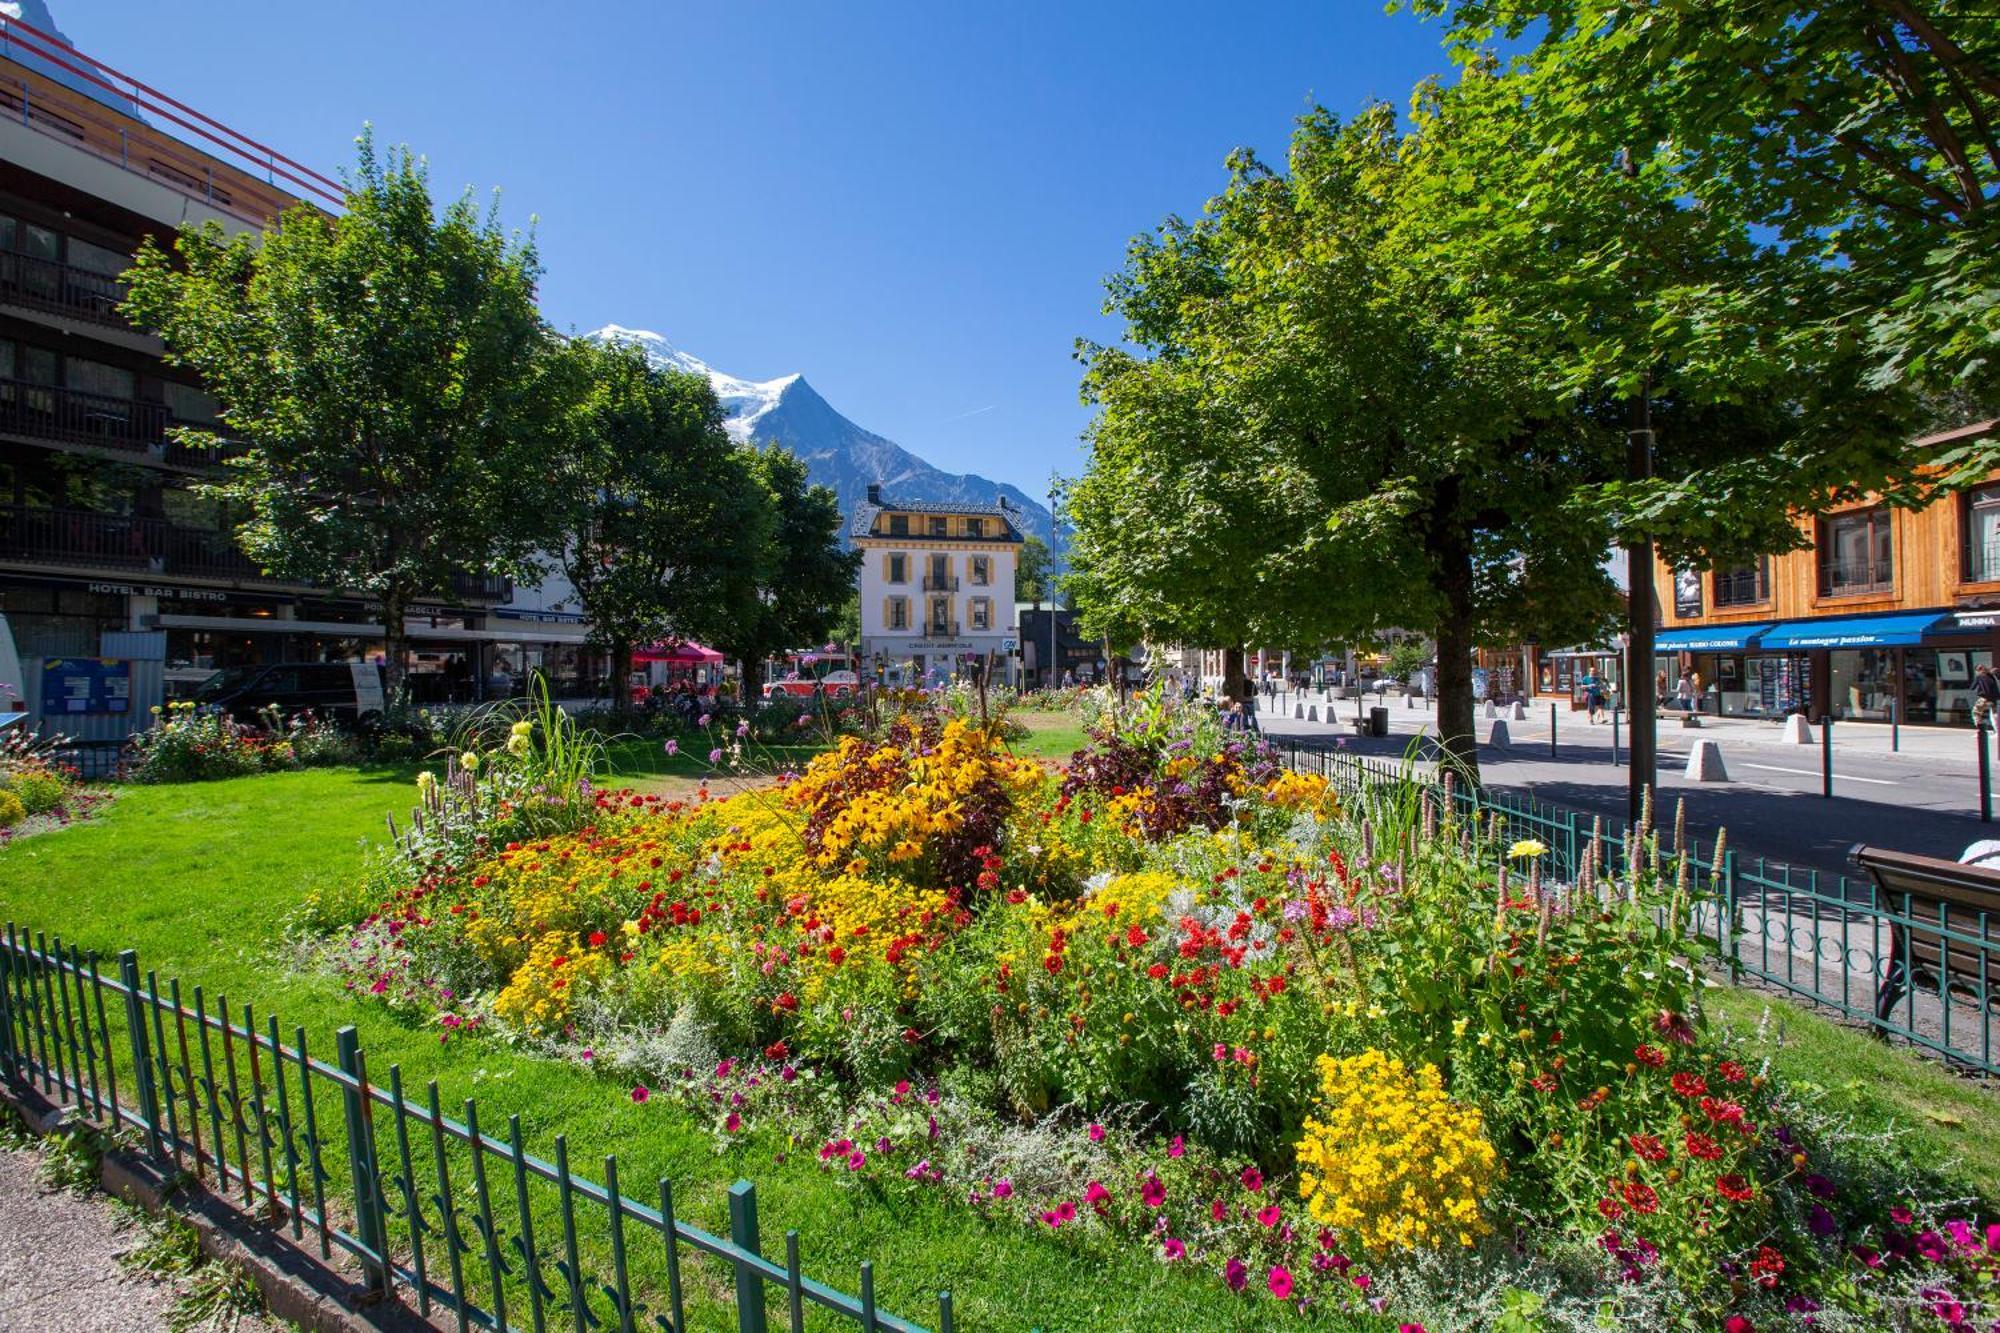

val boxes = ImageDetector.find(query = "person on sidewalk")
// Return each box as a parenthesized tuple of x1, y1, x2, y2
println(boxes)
(1974, 664, 2000, 728)
(1582, 670, 1606, 725)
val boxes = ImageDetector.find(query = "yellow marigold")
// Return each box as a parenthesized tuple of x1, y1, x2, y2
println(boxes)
(494, 932, 608, 1034)
(1263, 769, 1340, 816)
(1295, 1049, 1498, 1252)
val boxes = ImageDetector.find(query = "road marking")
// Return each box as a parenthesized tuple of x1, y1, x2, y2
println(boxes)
(1740, 762, 1897, 786)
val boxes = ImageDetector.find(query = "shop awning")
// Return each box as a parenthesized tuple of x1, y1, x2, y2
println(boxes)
(1758, 613, 1948, 650)
(1653, 624, 1772, 652)
(1546, 646, 1619, 659)
(633, 641, 724, 664)
(152, 614, 590, 644)
(1932, 610, 2000, 637)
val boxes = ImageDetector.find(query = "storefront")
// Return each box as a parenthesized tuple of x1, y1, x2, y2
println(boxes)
(1538, 647, 1622, 707)
(1650, 623, 1796, 719)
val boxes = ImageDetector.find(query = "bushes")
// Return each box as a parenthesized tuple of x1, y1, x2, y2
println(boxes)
(0, 789, 23, 828)
(126, 701, 362, 782)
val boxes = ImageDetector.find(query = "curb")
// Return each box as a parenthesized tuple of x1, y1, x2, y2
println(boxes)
(2, 1079, 432, 1333)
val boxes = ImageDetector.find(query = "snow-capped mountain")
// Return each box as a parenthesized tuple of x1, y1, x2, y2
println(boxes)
(592, 326, 1054, 549)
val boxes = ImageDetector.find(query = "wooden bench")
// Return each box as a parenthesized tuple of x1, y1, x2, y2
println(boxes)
(1848, 844, 2000, 1024)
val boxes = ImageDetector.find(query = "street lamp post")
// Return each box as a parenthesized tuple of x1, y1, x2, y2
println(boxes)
(1625, 382, 1657, 822)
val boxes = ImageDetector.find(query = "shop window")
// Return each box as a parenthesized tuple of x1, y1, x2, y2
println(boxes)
(1966, 488, 2000, 583)
(1713, 557, 1770, 607)
(1818, 509, 1893, 596)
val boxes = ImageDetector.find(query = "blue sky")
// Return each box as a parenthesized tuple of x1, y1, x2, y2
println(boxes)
(56, 2, 1456, 497)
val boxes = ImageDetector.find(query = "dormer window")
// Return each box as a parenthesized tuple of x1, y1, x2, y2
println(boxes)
(966, 518, 984, 538)
(888, 514, 908, 536)
(929, 516, 948, 537)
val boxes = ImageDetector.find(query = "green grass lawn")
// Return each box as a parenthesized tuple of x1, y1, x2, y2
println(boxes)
(1708, 984, 2000, 1202)
(0, 767, 1342, 1332)
(1007, 711, 1089, 763)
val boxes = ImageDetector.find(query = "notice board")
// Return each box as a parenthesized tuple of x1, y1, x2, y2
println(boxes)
(41, 657, 132, 715)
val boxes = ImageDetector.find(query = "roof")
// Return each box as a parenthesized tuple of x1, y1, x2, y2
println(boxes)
(850, 491, 1024, 541)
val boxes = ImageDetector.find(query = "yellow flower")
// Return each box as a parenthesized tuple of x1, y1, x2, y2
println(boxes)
(461, 751, 482, 772)
(1506, 839, 1546, 860)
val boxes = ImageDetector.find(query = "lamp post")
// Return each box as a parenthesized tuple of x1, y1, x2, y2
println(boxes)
(1625, 380, 1657, 822)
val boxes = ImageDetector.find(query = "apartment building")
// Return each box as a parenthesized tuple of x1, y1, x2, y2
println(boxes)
(1652, 420, 2000, 726)
(852, 483, 1020, 678)
(0, 18, 597, 749)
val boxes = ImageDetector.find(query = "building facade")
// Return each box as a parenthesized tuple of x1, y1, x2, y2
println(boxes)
(1651, 424, 2000, 726)
(0, 22, 599, 753)
(852, 484, 1020, 679)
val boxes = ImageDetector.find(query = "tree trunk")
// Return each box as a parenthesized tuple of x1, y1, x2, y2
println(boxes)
(1222, 646, 1249, 704)
(610, 639, 636, 711)
(1430, 489, 1480, 783)
(740, 653, 766, 707)
(380, 581, 409, 713)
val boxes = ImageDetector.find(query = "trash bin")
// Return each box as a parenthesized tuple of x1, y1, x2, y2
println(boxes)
(1368, 706, 1389, 738)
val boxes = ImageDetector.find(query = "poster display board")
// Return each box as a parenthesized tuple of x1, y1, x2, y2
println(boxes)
(42, 657, 132, 714)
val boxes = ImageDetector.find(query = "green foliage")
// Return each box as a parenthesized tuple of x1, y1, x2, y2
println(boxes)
(1015, 533, 1052, 604)
(703, 447, 860, 697)
(1384, 638, 1432, 683)
(121, 130, 567, 701)
(0, 788, 24, 829)
(547, 336, 759, 685)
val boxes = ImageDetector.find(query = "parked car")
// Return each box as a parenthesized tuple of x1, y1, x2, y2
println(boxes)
(190, 661, 387, 725)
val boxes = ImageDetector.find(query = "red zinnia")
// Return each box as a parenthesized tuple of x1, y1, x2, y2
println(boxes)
(1716, 1174, 1755, 1203)
(1669, 1071, 1707, 1098)
(1633, 1044, 1667, 1068)
(1683, 1132, 1723, 1161)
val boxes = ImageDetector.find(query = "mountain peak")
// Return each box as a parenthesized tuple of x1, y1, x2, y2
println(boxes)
(585, 323, 1053, 548)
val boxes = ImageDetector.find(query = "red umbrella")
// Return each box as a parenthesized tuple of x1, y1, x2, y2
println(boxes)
(633, 641, 724, 665)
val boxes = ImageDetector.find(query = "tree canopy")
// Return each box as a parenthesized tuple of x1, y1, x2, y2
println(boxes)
(122, 133, 563, 701)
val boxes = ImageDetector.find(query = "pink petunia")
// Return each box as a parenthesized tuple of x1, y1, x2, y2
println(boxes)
(1257, 1204, 1281, 1228)
(724, 1112, 742, 1133)
(1168, 1135, 1185, 1158)
(1225, 1258, 1247, 1291)
(1241, 1166, 1264, 1193)
(1267, 1266, 1294, 1300)
(1088, 1123, 1105, 1142)
(631, 1085, 650, 1103)
(1141, 1175, 1167, 1208)
(1162, 1236, 1186, 1261)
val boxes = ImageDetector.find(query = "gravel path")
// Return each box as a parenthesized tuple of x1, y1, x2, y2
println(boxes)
(0, 1136, 281, 1333)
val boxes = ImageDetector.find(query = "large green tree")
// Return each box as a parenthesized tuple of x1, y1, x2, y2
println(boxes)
(123, 134, 564, 702)
(1014, 534, 1052, 605)
(703, 448, 859, 701)
(1406, 0, 1998, 472)
(1072, 104, 1625, 771)
(548, 337, 756, 699)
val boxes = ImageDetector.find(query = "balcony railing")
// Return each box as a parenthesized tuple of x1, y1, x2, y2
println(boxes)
(0, 504, 260, 579)
(0, 377, 167, 453)
(922, 574, 958, 591)
(1819, 557, 1894, 597)
(0, 251, 128, 326)
(451, 571, 513, 602)
(1970, 536, 2000, 584)
(1713, 568, 1768, 607)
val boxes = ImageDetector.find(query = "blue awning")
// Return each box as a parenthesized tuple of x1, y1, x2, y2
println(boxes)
(1653, 624, 1772, 652)
(1758, 613, 1948, 650)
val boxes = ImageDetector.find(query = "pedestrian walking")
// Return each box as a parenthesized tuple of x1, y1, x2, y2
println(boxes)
(1582, 670, 1606, 725)
(1974, 664, 2000, 728)
(1676, 669, 1695, 713)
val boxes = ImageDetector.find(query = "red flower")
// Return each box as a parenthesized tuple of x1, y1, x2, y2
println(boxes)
(1628, 1133, 1667, 1162)
(1042, 954, 1063, 975)
(1529, 1072, 1558, 1093)
(1716, 1174, 1755, 1203)
(588, 931, 608, 947)
(1724, 1319, 1755, 1333)
(1683, 1132, 1723, 1161)
(1717, 1060, 1748, 1083)
(1633, 1044, 1666, 1068)
(1597, 1197, 1625, 1220)
(1670, 1071, 1708, 1098)
(1241, 1166, 1264, 1193)
(1699, 1096, 1746, 1126)
(1749, 1245, 1784, 1287)
(1146, 963, 1169, 979)
(774, 992, 798, 1012)
(1620, 1181, 1659, 1214)
(1140, 1174, 1166, 1208)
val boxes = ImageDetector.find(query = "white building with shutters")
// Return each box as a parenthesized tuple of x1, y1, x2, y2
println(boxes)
(852, 484, 1022, 677)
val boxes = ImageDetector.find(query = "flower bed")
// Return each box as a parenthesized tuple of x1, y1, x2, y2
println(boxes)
(310, 688, 2000, 1330)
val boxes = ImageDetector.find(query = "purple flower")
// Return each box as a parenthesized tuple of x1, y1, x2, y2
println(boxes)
(664, 739, 679, 756)
(709, 748, 724, 764)
(698, 712, 711, 727)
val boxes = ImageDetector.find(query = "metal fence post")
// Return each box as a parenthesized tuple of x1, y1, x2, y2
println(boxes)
(1550, 703, 1557, 758)
(116, 950, 164, 1159)
(729, 1179, 768, 1333)
(1611, 709, 1620, 765)
(1981, 721, 1994, 824)
(1721, 850, 1740, 966)
(1890, 701, 1899, 752)
(1821, 715, 1833, 799)
(334, 1027, 390, 1297)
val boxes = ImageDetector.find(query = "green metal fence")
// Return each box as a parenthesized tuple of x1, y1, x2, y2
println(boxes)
(1275, 740, 2000, 1077)
(0, 930, 950, 1333)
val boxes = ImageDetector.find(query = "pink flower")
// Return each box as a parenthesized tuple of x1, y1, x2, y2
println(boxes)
(1224, 1257, 1247, 1291)
(709, 748, 724, 764)
(724, 1112, 742, 1133)
(1256, 1204, 1281, 1228)
(1267, 1265, 1294, 1300)
(1399, 1325, 1429, 1333)
(846, 1150, 867, 1171)
(1240, 1167, 1264, 1193)
(992, 1179, 1014, 1199)
(1141, 1175, 1167, 1208)
(1168, 1135, 1185, 1158)
(1085, 1181, 1111, 1207)
(1088, 1122, 1105, 1142)
(664, 739, 679, 756)
(1161, 1236, 1186, 1261)
(630, 1085, 651, 1103)
(1040, 1200, 1079, 1228)
(579, 1049, 594, 1061)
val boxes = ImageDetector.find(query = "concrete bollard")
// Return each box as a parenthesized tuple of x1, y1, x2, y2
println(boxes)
(1294, 702, 1304, 719)
(1486, 719, 1510, 748)
(1781, 713, 1813, 745)
(1684, 738, 1728, 782)
(1484, 700, 1497, 719)
(1307, 705, 1318, 722)
(1509, 700, 1526, 721)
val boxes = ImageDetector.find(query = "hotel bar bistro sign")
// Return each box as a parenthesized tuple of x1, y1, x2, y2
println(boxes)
(84, 580, 230, 602)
